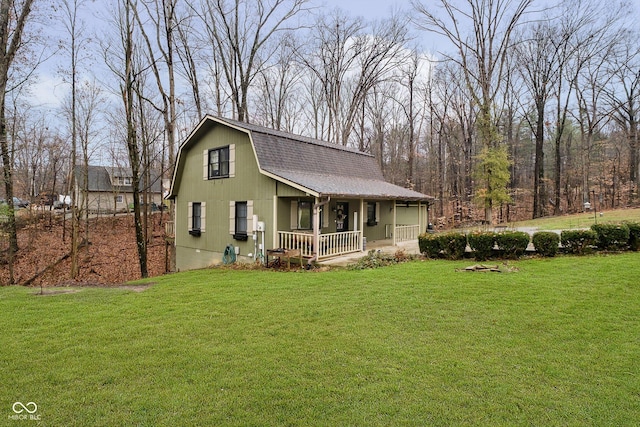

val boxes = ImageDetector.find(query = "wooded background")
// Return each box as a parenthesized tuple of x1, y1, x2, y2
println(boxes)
(2, 0, 639, 280)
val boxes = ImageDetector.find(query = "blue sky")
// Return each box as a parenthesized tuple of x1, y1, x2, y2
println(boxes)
(315, 0, 408, 20)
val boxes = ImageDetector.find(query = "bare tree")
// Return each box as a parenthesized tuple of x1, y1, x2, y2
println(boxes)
(300, 10, 409, 145)
(254, 33, 303, 132)
(514, 19, 566, 218)
(12, 112, 49, 200)
(59, 0, 92, 279)
(0, 0, 36, 283)
(544, 0, 628, 214)
(190, 0, 310, 122)
(132, 0, 178, 169)
(394, 48, 421, 186)
(104, 0, 149, 278)
(66, 80, 105, 240)
(604, 31, 640, 201)
(174, 7, 204, 119)
(413, 0, 533, 223)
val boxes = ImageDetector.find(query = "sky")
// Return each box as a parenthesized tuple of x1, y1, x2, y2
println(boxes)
(317, 0, 408, 20)
(29, 0, 429, 114)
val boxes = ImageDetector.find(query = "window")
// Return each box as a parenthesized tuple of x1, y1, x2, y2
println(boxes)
(114, 176, 132, 185)
(234, 201, 247, 239)
(208, 146, 229, 178)
(290, 200, 316, 230)
(230, 201, 253, 240)
(298, 201, 312, 229)
(188, 202, 205, 236)
(367, 202, 379, 226)
(116, 195, 124, 204)
(192, 202, 201, 232)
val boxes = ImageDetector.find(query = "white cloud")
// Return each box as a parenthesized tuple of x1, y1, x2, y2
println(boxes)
(28, 73, 67, 109)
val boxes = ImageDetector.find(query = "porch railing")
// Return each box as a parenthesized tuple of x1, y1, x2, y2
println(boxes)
(395, 224, 420, 242)
(278, 230, 362, 259)
(165, 220, 175, 238)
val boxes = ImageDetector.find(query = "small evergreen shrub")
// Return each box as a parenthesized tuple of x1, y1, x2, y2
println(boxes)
(561, 229, 597, 255)
(495, 231, 530, 259)
(439, 232, 467, 260)
(468, 231, 496, 261)
(626, 222, 640, 251)
(532, 231, 560, 257)
(418, 233, 442, 258)
(591, 223, 630, 251)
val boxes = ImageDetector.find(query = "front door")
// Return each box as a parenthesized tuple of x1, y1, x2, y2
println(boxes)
(336, 202, 349, 232)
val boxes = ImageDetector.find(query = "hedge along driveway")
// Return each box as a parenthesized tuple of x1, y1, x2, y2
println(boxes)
(1, 254, 639, 426)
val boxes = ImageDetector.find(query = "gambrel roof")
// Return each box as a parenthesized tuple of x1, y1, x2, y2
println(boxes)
(169, 115, 433, 201)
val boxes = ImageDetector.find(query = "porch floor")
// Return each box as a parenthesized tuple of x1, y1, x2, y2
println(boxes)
(318, 239, 421, 267)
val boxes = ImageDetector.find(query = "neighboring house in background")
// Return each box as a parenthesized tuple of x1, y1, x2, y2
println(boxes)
(167, 116, 434, 271)
(74, 165, 163, 214)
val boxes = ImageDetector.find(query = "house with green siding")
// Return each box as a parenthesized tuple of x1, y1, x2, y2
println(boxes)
(167, 116, 433, 271)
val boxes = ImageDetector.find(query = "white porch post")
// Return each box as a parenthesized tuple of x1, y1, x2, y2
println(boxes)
(393, 200, 397, 246)
(313, 197, 320, 258)
(272, 195, 278, 248)
(359, 198, 364, 251)
(418, 201, 422, 234)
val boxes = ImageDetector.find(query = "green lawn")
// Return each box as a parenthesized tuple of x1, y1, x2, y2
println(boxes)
(507, 207, 640, 230)
(1, 254, 639, 426)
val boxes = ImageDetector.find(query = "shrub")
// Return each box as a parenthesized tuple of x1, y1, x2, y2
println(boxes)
(467, 231, 496, 261)
(438, 232, 467, 260)
(348, 250, 398, 270)
(418, 233, 442, 258)
(418, 232, 467, 260)
(495, 231, 530, 259)
(591, 223, 630, 251)
(561, 229, 597, 255)
(626, 222, 640, 251)
(532, 232, 560, 257)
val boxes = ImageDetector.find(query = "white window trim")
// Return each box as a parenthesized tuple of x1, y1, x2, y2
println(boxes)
(290, 200, 313, 230)
(204, 144, 235, 180)
(230, 200, 253, 235)
(188, 201, 206, 233)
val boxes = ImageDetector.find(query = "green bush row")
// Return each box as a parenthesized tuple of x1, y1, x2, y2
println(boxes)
(418, 222, 640, 260)
(560, 222, 640, 254)
(419, 230, 531, 261)
(419, 232, 467, 260)
(532, 232, 560, 257)
(560, 229, 597, 255)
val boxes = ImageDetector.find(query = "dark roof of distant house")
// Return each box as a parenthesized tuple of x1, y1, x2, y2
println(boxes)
(170, 115, 433, 201)
(74, 165, 162, 193)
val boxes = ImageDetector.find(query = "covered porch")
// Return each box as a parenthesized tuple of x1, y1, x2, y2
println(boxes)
(274, 196, 431, 261)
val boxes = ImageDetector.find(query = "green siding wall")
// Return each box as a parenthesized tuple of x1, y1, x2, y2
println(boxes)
(174, 125, 277, 270)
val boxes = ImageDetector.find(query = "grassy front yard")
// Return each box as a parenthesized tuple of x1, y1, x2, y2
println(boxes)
(509, 207, 640, 230)
(1, 254, 639, 426)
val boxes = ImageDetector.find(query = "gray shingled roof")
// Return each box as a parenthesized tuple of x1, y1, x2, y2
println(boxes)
(215, 117, 432, 201)
(75, 165, 162, 193)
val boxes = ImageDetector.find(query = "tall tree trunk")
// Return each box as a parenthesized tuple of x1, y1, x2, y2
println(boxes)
(123, 0, 148, 278)
(0, 0, 36, 284)
(629, 114, 638, 200)
(0, 96, 17, 283)
(533, 99, 545, 218)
